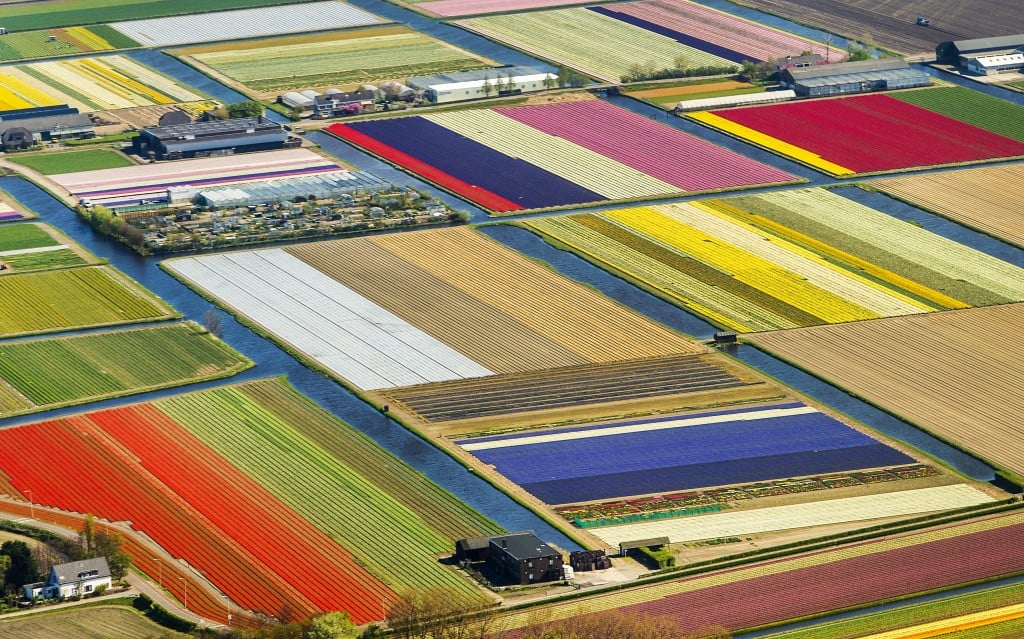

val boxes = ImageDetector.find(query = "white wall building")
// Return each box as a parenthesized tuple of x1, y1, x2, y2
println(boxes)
(966, 53, 1024, 75)
(408, 66, 556, 104)
(23, 557, 112, 600)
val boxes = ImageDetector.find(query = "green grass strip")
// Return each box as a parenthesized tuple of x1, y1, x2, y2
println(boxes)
(7, 149, 134, 175)
(1, 249, 86, 271)
(0, 223, 56, 251)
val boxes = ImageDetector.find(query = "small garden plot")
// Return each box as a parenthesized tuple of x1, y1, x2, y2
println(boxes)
(456, 7, 735, 82)
(690, 93, 1024, 176)
(176, 26, 493, 95)
(109, 1, 386, 47)
(523, 189, 1024, 332)
(0, 265, 176, 337)
(10, 54, 206, 112)
(456, 402, 915, 504)
(326, 99, 797, 213)
(7, 149, 133, 175)
(875, 164, 1024, 249)
(0, 322, 250, 416)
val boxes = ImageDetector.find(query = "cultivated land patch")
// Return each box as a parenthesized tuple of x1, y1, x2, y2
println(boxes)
(175, 26, 494, 96)
(873, 164, 1024, 249)
(7, 149, 134, 175)
(108, 1, 386, 48)
(522, 189, 1024, 332)
(0, 322, 250, 417)
(0, 265, 176, 337)
(166, 226, 704, 393)
(748, 304, 1024, 480)
(0, 378, 499, 622)
(327, 99, 797, 213)
(0, 604, 189, 639)
(404, 0, 598, 18)
(690, 92, 1024, 176)
(493, 511, 1024, 635)
(0, 25, 138, 62)
(0, 193, 30, 222)
(727, 0, 1024, 55)
(0, 222, 93, 273)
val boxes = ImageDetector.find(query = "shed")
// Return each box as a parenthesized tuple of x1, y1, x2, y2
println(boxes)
(408, 66, 555, 104)
(936, 35, 1024, 66)
(966, 53, 1024, 75)
(454, 535, 492, 563)
(618, 537, 669, 557)
(782, 58, 930, 97)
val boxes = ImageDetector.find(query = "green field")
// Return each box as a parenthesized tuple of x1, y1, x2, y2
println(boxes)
(7, 149, 134, 175)
(0, 26, 138, 62)
(0, 265, 176, 337)
(0, 224, 57, 252)
(0, 249, 87, 272)
(0, 322, 251, 415)
(893, 86, 1024, 142)
(0, 603, 189, 639)
(760, 581, 1024, 639)
(156, 378, 501, 598)
(0, 0, 308, 32)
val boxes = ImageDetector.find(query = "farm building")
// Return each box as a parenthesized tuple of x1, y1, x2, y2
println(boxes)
(408, 66, 555, 104)
(781, 58, 930, 97)
(0, 113, 94, 147)
(487, 532, 564, 585)
(0, 104, 80, 122)
(936, 35, 1024, 66)
(132, 117, 296, 160)
(22, 557, 111, 600)
(966, 53, 1024, 75)
(776, 53, 824, 73)
(281, 91, 315, 112)
(674, 89, 796, 112)
(312, 89, 376, 118)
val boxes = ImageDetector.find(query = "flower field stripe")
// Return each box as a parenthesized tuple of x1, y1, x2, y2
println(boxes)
(325, 122, 526, 212)
(424, 110, 678, 200)
(416, 0, 589, 17)
(461, 404, 818, 450)
(754, 189, 1024, 303)
(676, 201, 934, 315)
(494, 512, 1024, 632)
(64, 26, 116, 51)
(892, 87, 1024, 143)
(157, 384, 492, 600)
(605, 207, 882, 325)
(689, 110, 856, 176)
(588, 485, 993, 546)
(494, 100, 797, 191)
(588, 5, 749, 63)
(525, 214, 816, 331)
(701, 198, 970, 311)
(91, 402, 396, 622)
(854, 602, 1024, 639)
(0, 72, 61, 108)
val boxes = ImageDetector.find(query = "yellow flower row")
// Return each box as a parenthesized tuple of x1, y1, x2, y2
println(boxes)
(73, 58, 173, 105)
(65, 26, 115, 51)
(689, 110, 856, 177)
(0, 73, 60, 110)
(694, 200, 966, 311)
(605, 206, 881, 324)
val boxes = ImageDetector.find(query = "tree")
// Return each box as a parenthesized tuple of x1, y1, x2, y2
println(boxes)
(1, 540, 38, 589)
(387, 588, 498, 639)
(227, 100, 265, 118)
(542, 72, 557, 90)
(204, 308, 224, 338)
(520, 609, 727, 639)
(307, 612, 360, 639)
(481, 74, 493, 97)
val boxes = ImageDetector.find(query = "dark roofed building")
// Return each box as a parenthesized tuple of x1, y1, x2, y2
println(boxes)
(487, 532, 563, 585)
(132, 116, 295, 160)
(776, 53, 824, 73)
(782, 58, 930, 97)
(0, 113, 93, 144)
(936, 35, 1024, 66)
(1, 126, 31, 150)
(454, 536, 492, 563)
(158, 110, 192, 127)
(313, 90, 375, 118)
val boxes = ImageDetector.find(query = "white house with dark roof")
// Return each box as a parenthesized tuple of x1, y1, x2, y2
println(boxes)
(23, 557, 112, 600)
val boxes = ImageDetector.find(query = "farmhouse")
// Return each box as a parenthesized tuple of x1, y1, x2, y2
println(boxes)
(312, 89, 376, 118)
(132, 117, 296, 160)
(965, 53, 1024, 75)
(0, 113, 94, 148)
(487, 532, 564, 585)
(22, 557, 111, 600)
(781, 58, 930, 97)
(936, 35, 1024, 66)
(408, 66, 555, 104)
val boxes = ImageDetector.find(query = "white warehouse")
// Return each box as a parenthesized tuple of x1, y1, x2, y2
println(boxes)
(407, 66, 556, 104)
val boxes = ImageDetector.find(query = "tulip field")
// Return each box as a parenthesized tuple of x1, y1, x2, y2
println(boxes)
(875, 164, 1024, 249)
(749, 304, 1024, 480)
(691, 92, 1024, 176)
(891, 87, 1024, 143)
(494, 512, 1024, 634)
(326, 100, 797, 212)
(523, 188, 1024, 332)
(0, 25, 138, 62)
(0, 322, 250, 417)
(5, 54, 206, 112)
(177, 26, 493, 95)
(0, 196, 27, 222)
(456, 402, 916, 504)
(0, 265, 175, 337)
(410, 0, 588, 17)
(0, 378, 498, 621)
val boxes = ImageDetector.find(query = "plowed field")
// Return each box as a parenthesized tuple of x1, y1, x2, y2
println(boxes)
(729, 0, 1024, 55)
(748, 304, 1024, 478)
(873, 164, 1024, 249)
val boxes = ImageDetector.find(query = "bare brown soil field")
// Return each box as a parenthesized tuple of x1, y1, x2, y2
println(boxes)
(97, 101, 216, 130)
(872, 165, 1024, 249)
(631, 81, 752, 99)
(730, 0, 1024, 55)
(284, 227, 704, 374)
(748, 304, 1024, 479)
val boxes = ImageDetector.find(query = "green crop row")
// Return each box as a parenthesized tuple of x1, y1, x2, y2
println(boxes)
(0, 322, 250, 414)
(0, 223, 57, 252)
(0, 265, 176, 337)
(0, 249, 87, 272)
(8, 149, 134, 175)
(157, 380, 496, 599)
(893, 87, 1024, 143)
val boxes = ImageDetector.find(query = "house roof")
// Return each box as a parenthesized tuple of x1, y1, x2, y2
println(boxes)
(949, 35, 1024, 53)
(407, 66, 553, 91)
(51, 557, 111, 585)
(490, 532, 559, 561)
(142, 117, 281, 141)
(968, 53, 1024, 67)
(787, 57, 908, 81)
(0, 113, 92, 135)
